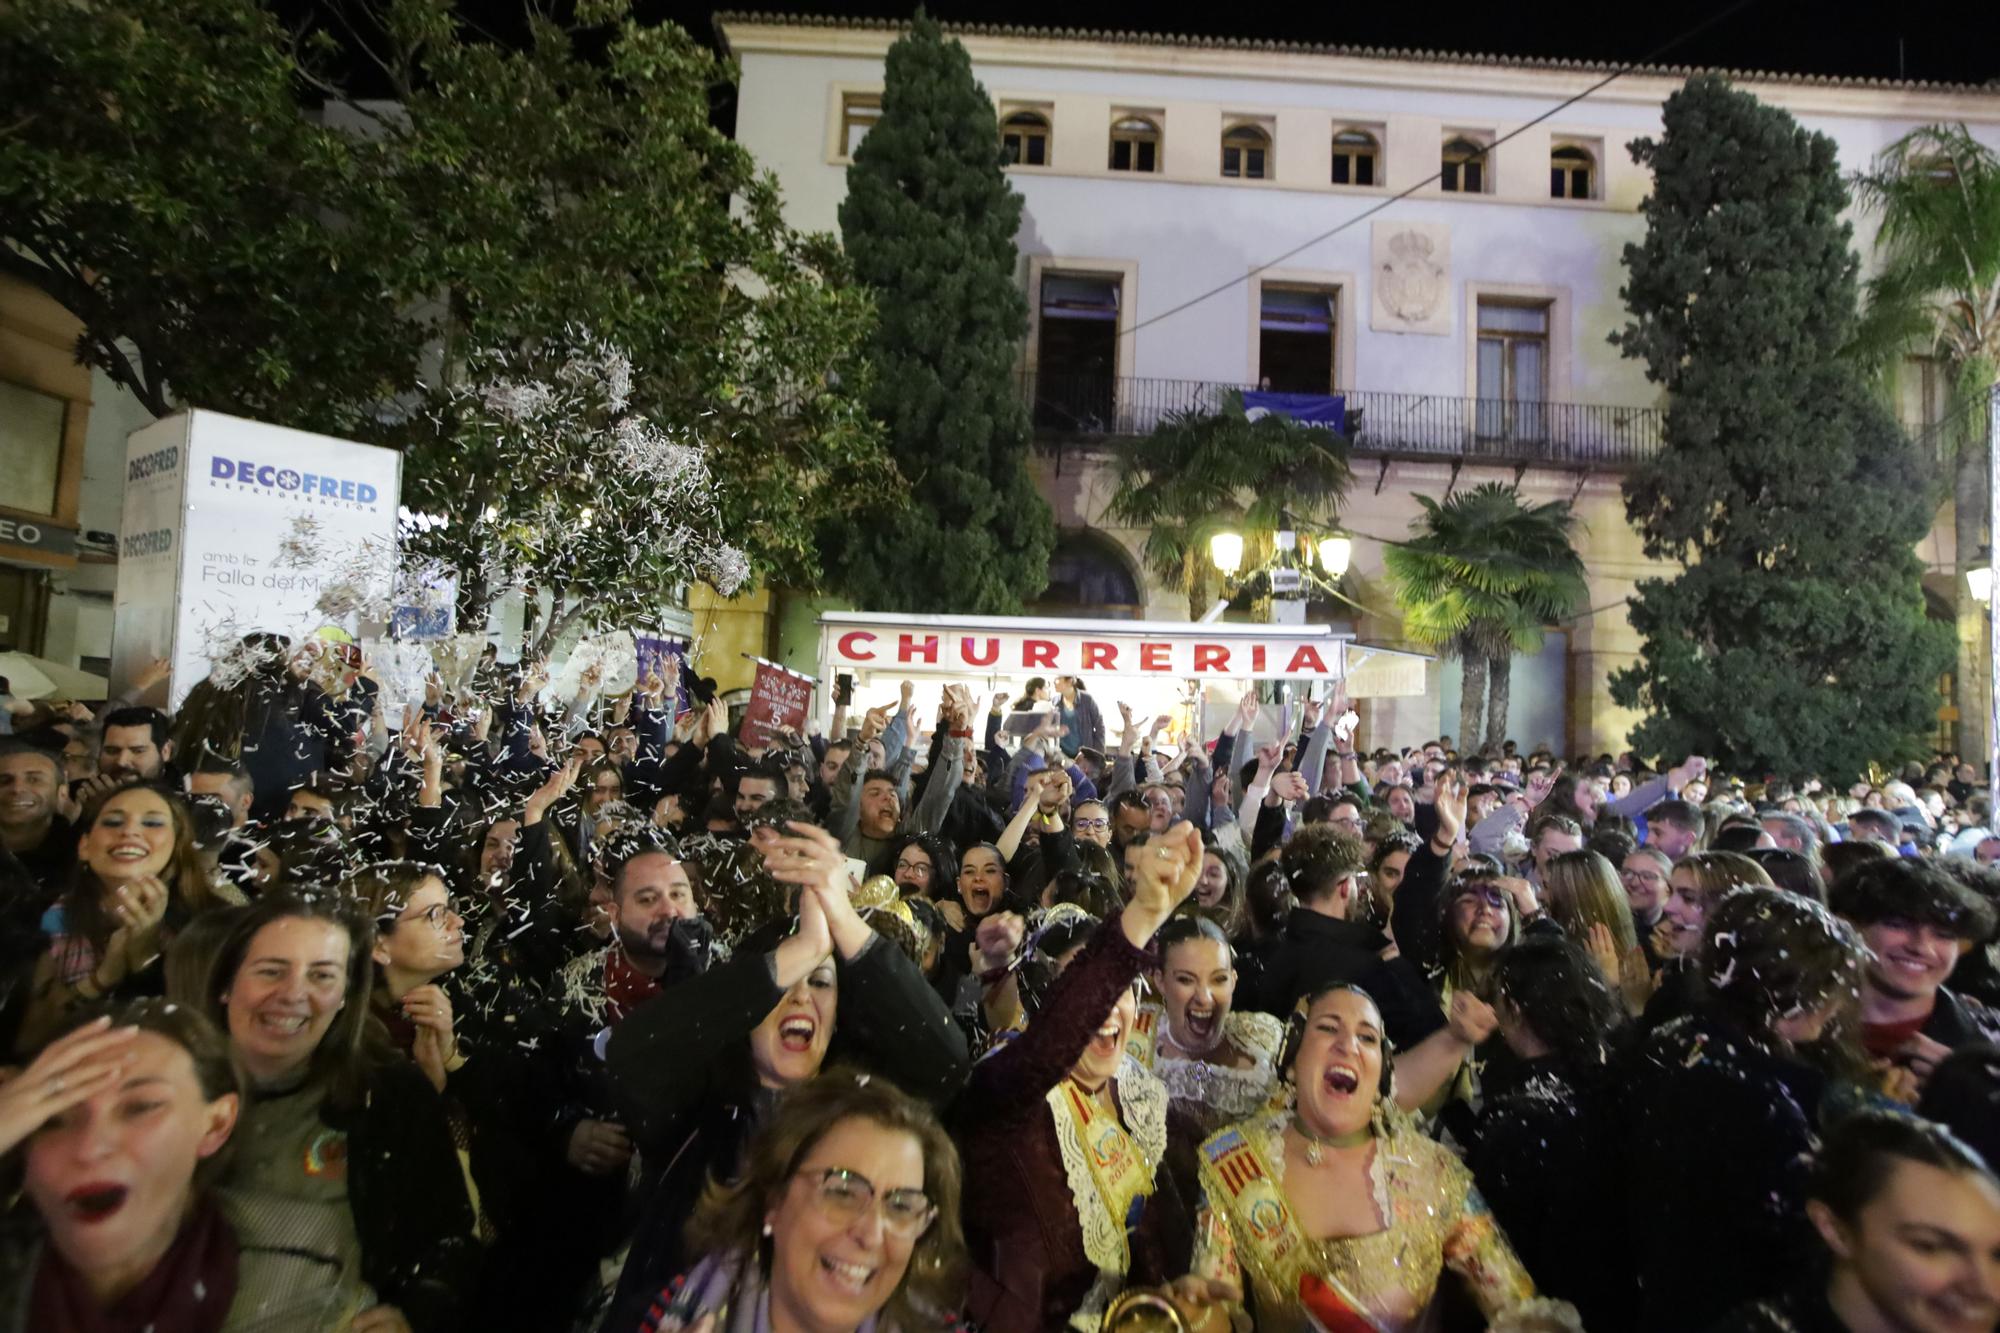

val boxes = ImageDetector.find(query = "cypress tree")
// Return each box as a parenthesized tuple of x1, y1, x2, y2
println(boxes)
(830, 12, 1055, 611)
(1609, 74, 1952, 782)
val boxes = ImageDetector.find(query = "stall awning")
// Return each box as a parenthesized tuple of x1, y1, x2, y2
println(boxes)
(817, 612, 1429, 690)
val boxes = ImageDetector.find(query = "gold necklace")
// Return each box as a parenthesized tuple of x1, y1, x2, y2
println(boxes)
(1290, 1115, 1371, 1167)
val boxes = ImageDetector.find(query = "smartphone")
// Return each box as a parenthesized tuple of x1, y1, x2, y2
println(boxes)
(835, 673, 854, 706)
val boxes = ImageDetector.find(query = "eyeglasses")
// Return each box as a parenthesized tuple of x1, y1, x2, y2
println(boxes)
(392, 901, 461, 932)
(1075, 818, 1110, 832)
(1328, 817, 1364, 832)
(794, 1167, 937, 1239)
(894, 859, 933, 878)
(1621, 869, 1666, 886)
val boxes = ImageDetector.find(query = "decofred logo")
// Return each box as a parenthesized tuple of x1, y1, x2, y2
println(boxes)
(209, 456, 380, 508)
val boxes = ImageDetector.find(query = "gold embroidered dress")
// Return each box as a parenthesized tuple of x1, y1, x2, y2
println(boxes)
(1192, 1111, 1545, 1333)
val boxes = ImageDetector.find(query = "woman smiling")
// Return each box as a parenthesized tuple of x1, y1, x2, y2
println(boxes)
(20, 781, 238, 1052)
(638, 1070, 966, 1333)
(182, 892, 479, 1333)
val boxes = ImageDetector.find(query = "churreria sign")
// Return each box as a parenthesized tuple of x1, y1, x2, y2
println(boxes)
(208, 456, 381, 509)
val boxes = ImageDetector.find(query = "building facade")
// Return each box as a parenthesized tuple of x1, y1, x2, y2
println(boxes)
(720, 13, 2000, 753)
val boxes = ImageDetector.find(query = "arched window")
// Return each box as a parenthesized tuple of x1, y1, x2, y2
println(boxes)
(1110, 115, 1161, 173)
(1002, 109, 1051, 167)
(1331, 128, 1378, 187)
(1221, 123, 1271, 180)
(1551, 143, 1595, 199)
(1441, 136, 1487, 193)
(1032, 533, 1145, 618)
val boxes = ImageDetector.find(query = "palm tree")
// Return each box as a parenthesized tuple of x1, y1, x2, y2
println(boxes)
(1850, 125, 2000, 760)
(1106, 398, 1352, 618)
(1385, 482, 1587, 752)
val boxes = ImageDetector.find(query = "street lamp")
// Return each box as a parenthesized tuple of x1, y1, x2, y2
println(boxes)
(1970, 567, 1993, 605)
(1318, 535, 1352, 578)
(1209, 531, 1244, 578)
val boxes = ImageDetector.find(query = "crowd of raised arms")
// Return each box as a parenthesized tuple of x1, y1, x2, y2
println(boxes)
(2, 642, 1999, 1333)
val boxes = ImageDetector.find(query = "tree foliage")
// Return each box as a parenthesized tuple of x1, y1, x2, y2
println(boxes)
(1609, 74, 1952, 781)
(0, 0, 889, 626)
(1384, 483, 1586, 750)
(827, 11, 1055, 613)
(1107, 399, 1353, 619)
(1849, 123, 2000, 759)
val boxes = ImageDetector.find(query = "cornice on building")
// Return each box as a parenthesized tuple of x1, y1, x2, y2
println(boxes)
(714, 11, 2000, 122)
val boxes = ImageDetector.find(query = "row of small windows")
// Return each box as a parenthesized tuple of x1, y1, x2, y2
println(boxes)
(844, 95, 1596, 198)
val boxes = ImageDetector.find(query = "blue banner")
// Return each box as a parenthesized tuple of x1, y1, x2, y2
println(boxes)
(1241, 391, 1347, 434)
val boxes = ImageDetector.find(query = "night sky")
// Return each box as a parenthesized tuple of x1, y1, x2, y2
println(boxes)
(310, 0, 1997, 99)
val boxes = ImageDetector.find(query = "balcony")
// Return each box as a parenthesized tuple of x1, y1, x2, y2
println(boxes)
(1019, 372, 1664, 468)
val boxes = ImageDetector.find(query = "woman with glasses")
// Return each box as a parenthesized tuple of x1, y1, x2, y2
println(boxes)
(601, 822, 969, 1332)
(637, 1068, 967, 1332)
(865, 833, 958, 903)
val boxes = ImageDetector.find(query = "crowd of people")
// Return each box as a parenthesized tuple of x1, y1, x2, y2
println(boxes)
(1, 642, 1998, 1333)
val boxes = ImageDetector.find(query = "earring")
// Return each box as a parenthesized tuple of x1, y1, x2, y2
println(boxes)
(762, 1221, 774, 1237)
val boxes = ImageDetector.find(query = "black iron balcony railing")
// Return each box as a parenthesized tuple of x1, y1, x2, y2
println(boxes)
(1019, 371, 1665, 467)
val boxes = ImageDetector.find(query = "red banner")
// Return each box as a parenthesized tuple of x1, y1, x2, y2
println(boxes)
(738, 657, 815, 750)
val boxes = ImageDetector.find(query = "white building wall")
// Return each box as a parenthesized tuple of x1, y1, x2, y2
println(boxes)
(729, 27, 2000, 411)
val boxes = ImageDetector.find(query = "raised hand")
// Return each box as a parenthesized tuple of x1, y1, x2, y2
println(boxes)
(1270, 770, 1310, 803)
(975, 911, 1026, 971)
(134, 656, 173, 694)
(858, 706, 889, 744)
(1127, 819, 1204, 936)
(1668, 754, 1709, 793)
(1526, 763, 1563, 808)
(1253, 740, 1283, 779)
(0, 1017, 141, 1155)
(1302, 696, 1324, 730)
(1432, 772, 1468, 847)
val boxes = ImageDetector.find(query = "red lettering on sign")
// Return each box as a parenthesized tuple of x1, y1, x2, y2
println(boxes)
(1081, 641, 1116, 670)
(898, 634, 940, 665)
(961, 636, 1000, 667)
(1140, 643, 1171, 672)
(1193, 644, 1230, 672)
(1285, 645, 1330, 675)
(1023, 639, 1057, 668)
(837, 631, 877, 662)
(1252, 644, 1267, 673)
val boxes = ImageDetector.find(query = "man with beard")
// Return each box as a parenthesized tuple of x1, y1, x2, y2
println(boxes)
(1829, 858, 2000, 1092)
(96, 705, 175, 783)
(532, 833, 720, 1319)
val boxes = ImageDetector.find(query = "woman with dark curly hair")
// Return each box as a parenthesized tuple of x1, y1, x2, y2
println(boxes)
(1620, 886, 1868, 1333)
(1466, 937, 1628, 1330)
(637, 1069, 967, 1333)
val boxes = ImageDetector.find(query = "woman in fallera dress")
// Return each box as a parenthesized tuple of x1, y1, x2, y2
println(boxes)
(1191, 982, 1580, 1333)
(1126, 917, 1282, 1134)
